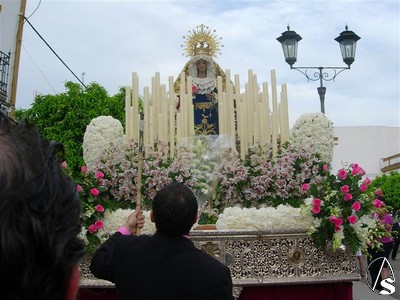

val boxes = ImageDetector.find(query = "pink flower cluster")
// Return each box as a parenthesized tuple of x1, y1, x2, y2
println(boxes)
(216, 143, 328, 208)
(76, 165, 107, 235)
(312, 198, 322, 214)
(88, 220, 104, 234)
(303, 161, 389, 253)
(329, 215, 344, 232)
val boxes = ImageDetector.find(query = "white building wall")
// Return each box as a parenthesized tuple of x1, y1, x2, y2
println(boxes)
(0, 0, 22, 100)
(331, 126, 400, 179)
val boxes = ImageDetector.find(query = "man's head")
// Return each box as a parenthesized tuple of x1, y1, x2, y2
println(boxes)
(0, 113, 84, 299)
(151, 182, 198, 236)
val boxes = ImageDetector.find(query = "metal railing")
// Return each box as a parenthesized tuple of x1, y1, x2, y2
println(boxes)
(0, 50, 11, 112)
(380, 153, 400, 173)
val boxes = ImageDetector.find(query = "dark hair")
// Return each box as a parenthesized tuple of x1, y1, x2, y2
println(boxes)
(152, 182, 198, 236)
(0, 113, 84, 299)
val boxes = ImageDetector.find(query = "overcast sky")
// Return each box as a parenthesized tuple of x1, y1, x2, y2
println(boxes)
(16, 0, 399, 128)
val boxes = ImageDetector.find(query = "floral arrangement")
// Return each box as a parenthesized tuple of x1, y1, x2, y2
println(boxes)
(82, 116, 125, 171)
(300, 162, 390, 254)
(213, 142, 328, 210)
(290, 112, 334, 163)
(216, 205, 314, 231)
(73, 114, 388, 256)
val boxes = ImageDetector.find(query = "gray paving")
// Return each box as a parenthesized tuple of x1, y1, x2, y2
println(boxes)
(353, 255, 399, 300)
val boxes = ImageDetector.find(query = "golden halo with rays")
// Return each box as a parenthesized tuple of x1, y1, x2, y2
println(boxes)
(181, 24, 223, 58)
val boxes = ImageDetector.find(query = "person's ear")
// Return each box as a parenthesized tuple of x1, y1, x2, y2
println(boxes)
(194, 212, 199, 224)
(150, 210, 155, 223)
(66, 264, 80, 300)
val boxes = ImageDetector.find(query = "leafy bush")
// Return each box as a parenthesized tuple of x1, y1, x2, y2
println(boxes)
(369, 171, 400, 212)
(15, 82, 126, 177)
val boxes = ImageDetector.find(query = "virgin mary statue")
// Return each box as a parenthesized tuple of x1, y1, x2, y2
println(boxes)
(175, 24, 228, 135)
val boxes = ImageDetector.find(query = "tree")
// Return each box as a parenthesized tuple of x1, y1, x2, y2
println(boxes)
(15, 81, 126, 176)
(369, 171, 400, 213)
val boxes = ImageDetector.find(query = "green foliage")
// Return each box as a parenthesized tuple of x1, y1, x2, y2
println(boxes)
(369, 171, 400, 212)
(14, 82, 126, 177)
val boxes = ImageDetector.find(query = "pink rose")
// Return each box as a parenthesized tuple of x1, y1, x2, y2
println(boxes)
(312, 198, 322, 206)
(60, 161, 68, 169)
(350, 163, 359, 175)
(329, 215, 343, 227)
(359, 185, 367, 192)
(192, 85, 198, 94)
(95, 171, 104, 180)
(341, 185, 350, 193)
(335, 218, 343, 227)
(364, 177, 371, 185)
(90, 188, 100, 196)
(95, 220, 104, 230)
(344, 193, 353, 201)
(334, 225, 343, 232)
(312, 205, 321, 214)
(95, 204, 105, 212)
(352, 201, 361, 211)
(323, 164, 329, 172)
(81, 165, 88, 173)
(88, 224, 97, 234)
(301, 183, 310, 191)
(337, 169, 347, 180)
(375, 189, 383, 197)
(347, 215, 358, 224)
(373, 199, 384, 208)
(329, 215, 337, 223)
(76, 184, 83, 193)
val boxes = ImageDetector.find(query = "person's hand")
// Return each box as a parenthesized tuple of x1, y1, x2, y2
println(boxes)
(124, 205, 145, 235)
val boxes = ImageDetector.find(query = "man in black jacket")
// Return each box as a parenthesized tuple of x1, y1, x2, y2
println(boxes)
(391, 214, 400, 260)
(90, 182, 233, 300)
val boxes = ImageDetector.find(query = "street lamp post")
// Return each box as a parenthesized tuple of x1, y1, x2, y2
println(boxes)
(277, 25, 360, 114)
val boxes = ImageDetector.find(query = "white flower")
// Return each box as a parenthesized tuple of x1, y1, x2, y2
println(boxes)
(290, 112, 334, 163)
(216, 206, 314, 231)
(83, 116, 125, 171)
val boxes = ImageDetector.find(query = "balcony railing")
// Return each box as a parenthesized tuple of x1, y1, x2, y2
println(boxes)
(0, 50, 11, 113)
(380, 153, 400, 173)
(0, 50, 11, 103)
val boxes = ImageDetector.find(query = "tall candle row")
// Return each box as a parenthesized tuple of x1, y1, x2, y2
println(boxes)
(124, 69, 290, 160)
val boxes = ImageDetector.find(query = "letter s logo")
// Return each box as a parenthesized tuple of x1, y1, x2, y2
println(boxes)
(380, 278, 395, 295)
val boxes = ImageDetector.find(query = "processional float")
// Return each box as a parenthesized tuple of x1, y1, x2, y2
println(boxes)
(80, 24, 359, 300)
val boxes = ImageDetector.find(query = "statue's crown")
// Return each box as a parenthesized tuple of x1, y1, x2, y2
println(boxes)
(182, 24, 223, 58)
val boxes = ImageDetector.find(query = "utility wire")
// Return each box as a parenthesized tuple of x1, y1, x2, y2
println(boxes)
(22, 43, 57, 94)
(23, 16, 87, 88)
(25, 0, 41, 19)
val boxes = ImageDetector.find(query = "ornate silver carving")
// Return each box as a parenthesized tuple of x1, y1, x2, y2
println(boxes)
(80, 229, 359, 299)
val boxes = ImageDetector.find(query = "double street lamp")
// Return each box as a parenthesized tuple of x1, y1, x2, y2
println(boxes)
(277, 25, 360, 114)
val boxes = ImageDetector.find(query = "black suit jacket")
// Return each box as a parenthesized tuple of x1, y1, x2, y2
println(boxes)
(90, 232, 233, 300)
(393, 221, 400, 241)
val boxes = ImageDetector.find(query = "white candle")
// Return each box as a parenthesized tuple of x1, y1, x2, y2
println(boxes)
(217, 74, 223, 90)
(272, 110, 278, 158)
(149, 106, 154, 148)
(271, 69, 278, 112)
(239, 102, 246, 160)
(169, 105, 175, 158)
(168, 76, 175, 106)
(132, 72, 139, 140)
(143, 87, 150, 150)
(124, 86, 131, 142)
(219, 100, 225, 135)
(176, 112, 182, 146)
